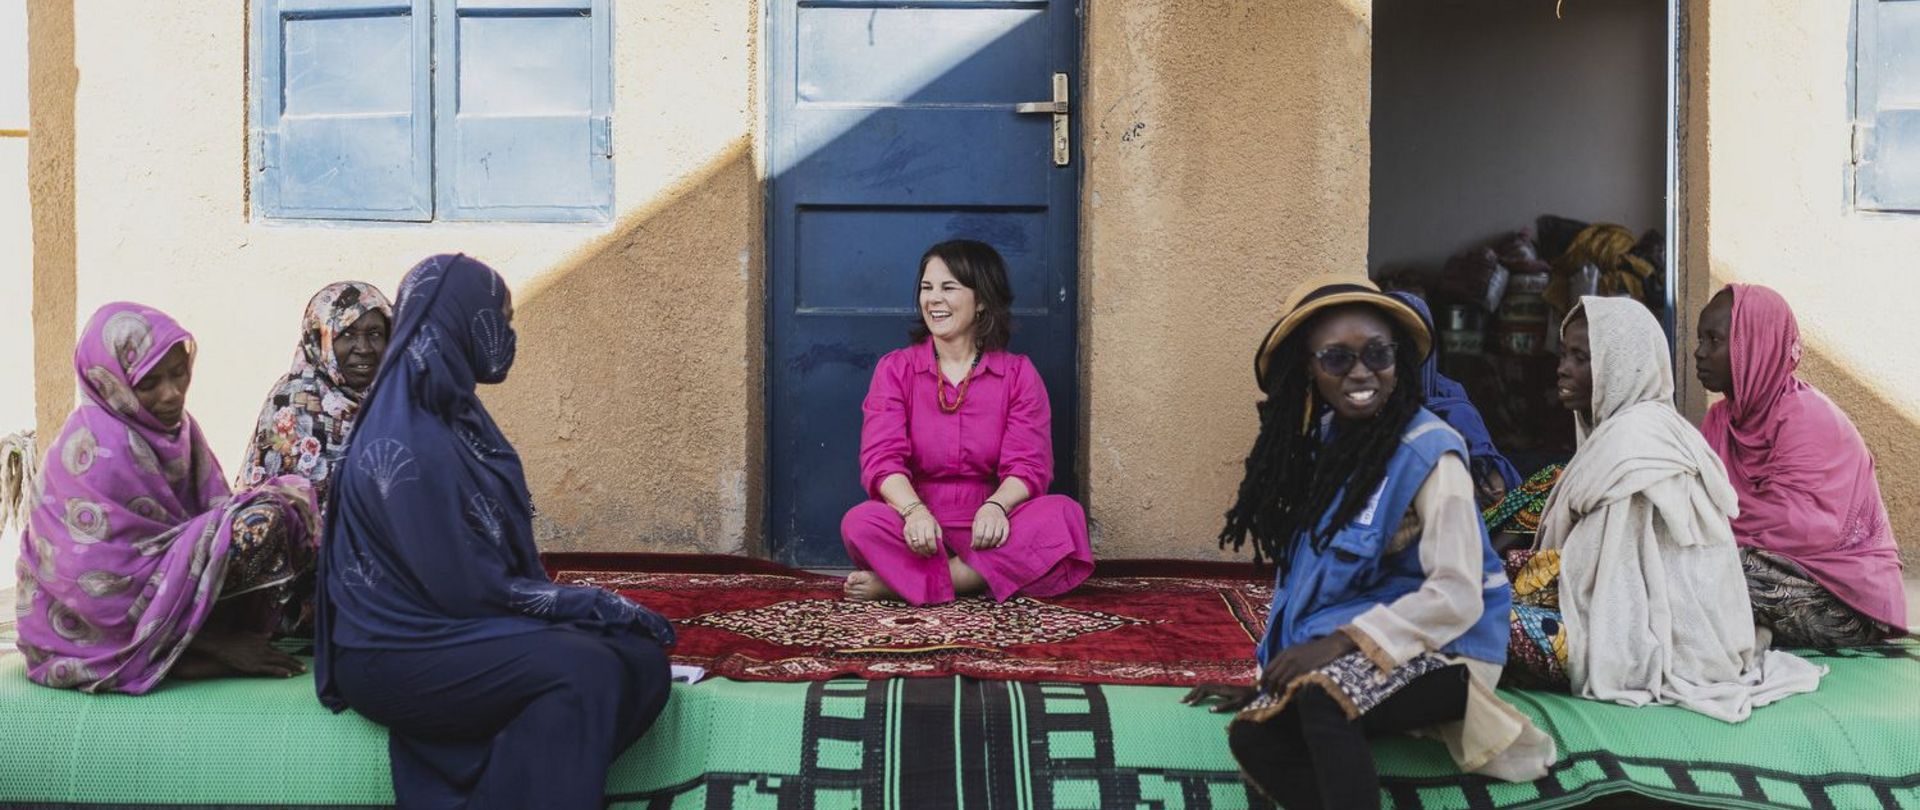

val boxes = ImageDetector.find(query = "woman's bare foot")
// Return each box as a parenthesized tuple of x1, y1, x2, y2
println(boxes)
(844, 570, 903, 602)
(169, 650, 231, 680)
(177, 631, 305, 679)
(948, 557, 987, 597)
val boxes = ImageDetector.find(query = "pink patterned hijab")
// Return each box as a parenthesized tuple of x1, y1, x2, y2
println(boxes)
(1701, 285, 1906, 631)
(14, 303, 317, 693)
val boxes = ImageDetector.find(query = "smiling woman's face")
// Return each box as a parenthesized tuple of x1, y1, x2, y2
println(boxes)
(1304, 305, 1399, 422)
(918, 257, 980, 344)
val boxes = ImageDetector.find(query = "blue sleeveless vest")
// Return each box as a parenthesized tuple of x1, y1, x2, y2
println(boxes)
(1255, 408, 1511, 666)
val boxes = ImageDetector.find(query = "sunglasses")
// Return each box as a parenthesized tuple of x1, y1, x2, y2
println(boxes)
(1311, 342, 1397, 376)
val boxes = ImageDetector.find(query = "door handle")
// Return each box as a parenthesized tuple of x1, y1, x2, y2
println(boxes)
(1015, 72, 1070, 167)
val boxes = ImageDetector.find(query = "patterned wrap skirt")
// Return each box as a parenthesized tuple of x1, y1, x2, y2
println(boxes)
(1742, 547, 1891, 649)
(1237, 650, 1453, 724)
(222, 501, 316, 635)
(1500, 548, 1569, 690)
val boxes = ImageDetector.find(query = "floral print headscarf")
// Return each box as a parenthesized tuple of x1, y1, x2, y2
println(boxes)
(239, 282, 394, 512)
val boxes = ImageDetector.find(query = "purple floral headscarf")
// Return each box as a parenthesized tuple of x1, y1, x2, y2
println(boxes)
(13, 303, 317, 694)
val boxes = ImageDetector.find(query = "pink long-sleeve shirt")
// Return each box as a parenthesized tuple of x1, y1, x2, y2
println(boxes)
(858, 343, 1053, 526)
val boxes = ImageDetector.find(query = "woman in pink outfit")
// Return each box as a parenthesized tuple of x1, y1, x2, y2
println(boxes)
(841, 240, 1093, 605)
(1696, 284, 1906, 647)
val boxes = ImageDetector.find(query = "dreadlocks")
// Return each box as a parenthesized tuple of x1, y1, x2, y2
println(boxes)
(1219, 316, 1427, 571)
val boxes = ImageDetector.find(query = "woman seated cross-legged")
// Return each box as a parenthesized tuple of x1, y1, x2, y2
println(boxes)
(15, 303, 320, 691)
(1182, 278, 1553, 810)
(315, 254, 676, 810)
(1696, 284, 1907, 648)
(1508, 295, 1822, 720)
(840, 239, 1093, 605)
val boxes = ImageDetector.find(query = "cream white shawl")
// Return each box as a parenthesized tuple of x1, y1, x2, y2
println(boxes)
(1535, 297, 1822, 722)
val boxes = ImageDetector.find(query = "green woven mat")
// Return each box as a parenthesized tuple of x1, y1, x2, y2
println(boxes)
(1, 643, 1917, 809)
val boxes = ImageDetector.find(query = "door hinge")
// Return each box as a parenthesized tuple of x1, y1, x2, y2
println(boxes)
(597, 116, 613, 159)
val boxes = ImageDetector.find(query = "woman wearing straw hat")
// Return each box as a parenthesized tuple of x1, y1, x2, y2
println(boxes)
(1182, 278, 1552, 808)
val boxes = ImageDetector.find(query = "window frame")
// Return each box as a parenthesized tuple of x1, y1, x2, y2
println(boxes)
(249, 0, 614, 224)
(1851, 0, 1920, 214)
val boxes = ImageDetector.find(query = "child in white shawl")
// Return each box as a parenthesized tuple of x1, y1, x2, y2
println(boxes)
(1536, 296, 1822, 722)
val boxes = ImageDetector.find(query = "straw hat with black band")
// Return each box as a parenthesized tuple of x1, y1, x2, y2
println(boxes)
(1253, 276, 1433, 390)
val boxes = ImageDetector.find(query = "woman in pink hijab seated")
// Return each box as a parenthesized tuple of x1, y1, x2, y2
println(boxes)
(1696, 285, 1907, 647)
(13, 303, 321, 693)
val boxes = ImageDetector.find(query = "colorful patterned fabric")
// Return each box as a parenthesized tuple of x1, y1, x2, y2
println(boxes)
(12, 303, 319, 694)
(1703, 284, 1907, 633)
(225, 501, 301, 594)
(1238, 649, 1452, 723)
(238, 282, 392, 514)
(1743, 547, 1892, 648)
(1482, 464, 1565, 536)
(1505, 604, 1570, 691)
(1503, 548, 1571, 690)
(552, 558, 1271, 685)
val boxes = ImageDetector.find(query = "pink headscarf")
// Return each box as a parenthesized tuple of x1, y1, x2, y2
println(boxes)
(13, 303, 317, 693)
(1701, 285, 1906, 631)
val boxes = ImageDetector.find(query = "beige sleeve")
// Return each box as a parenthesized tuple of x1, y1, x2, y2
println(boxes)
(1345, 453, 1492, 670)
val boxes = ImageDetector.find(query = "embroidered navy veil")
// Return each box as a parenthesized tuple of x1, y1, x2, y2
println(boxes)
(315, 254, 671, 712)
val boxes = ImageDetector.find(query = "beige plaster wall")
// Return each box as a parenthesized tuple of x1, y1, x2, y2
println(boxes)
(1687, 1, 1920, 563)
(2, 0, 28, 592)
(3, 0, 32, 438)
(1081, 0, 1374, 560)
(30, 0, 764, 553)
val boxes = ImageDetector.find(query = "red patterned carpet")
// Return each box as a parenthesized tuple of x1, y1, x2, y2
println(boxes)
(546, 553, 1271, 686)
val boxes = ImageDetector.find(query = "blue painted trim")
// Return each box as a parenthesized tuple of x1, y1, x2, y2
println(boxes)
(432, 0, 613, 223)
(252, 0, 433, 222)
(254, 0, 609, 223)
(1853, 0, 1920, 213)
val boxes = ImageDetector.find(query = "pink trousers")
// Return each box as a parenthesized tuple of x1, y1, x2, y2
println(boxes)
(840, 494, 1094, 606)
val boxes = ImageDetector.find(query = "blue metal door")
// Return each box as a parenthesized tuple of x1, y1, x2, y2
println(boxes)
(767, 0, 1081, 567)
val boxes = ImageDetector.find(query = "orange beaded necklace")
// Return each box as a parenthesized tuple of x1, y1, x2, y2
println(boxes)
(935, 343, 982, 414)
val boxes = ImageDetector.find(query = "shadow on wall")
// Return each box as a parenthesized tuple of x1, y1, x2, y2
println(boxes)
(1783, 343, 1919, 569)
(487, 139, 764, 556)
(28, 1, 1081, 560)
(491, 7, 1067, 558)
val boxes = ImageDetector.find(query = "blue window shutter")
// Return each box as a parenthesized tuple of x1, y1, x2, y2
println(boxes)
(1856, 0, 1920, 212)
(253, 0, 434, 221)
(434, 0, 613, 223)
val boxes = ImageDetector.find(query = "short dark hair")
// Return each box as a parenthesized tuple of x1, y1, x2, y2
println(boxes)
(908, 239, 1015, 352)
